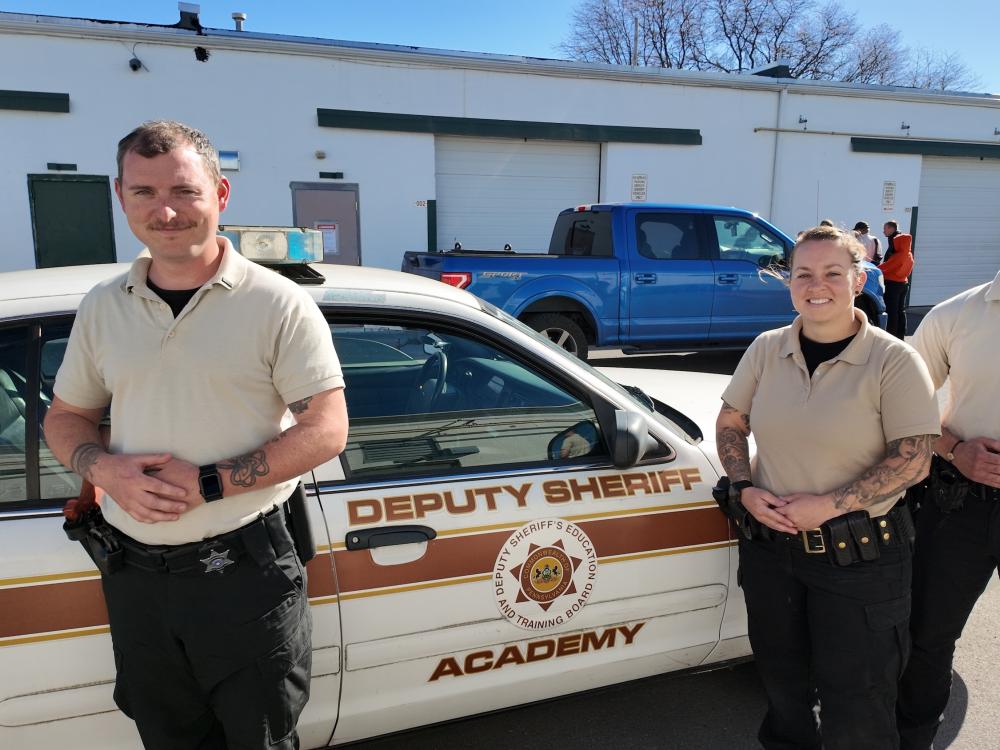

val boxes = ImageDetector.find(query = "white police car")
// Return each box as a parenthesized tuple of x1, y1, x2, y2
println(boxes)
(0, 229, 746, 748)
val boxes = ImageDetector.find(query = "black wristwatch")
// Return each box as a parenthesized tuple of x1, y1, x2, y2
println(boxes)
(198, 463, 224, 502)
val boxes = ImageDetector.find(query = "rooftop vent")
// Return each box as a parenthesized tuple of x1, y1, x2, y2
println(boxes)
(750, 61, 792, 79)
(232, 12, 247, 31)
(175, 2, 202, 32)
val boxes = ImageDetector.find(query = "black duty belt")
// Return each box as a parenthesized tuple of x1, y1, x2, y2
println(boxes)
(967, 483, 1000, 503)
(756, 503, 913, 565)
(113, 505, 285, 575)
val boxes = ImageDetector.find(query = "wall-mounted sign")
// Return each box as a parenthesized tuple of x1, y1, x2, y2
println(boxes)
(882, 181, 896, 212)
(315, 221, 339, 255)
(630, 174, 648, 202)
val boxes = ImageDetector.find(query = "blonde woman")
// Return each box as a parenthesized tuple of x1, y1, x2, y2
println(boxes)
(715, 226, 939, 749)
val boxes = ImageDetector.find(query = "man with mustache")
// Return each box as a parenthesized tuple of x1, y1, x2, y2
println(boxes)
(44, 121, 348, 749)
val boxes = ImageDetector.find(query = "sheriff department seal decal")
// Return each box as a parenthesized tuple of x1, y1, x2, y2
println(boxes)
(493, 519, 598, 630)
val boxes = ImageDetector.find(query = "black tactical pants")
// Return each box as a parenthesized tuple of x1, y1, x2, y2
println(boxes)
(884, 280, 909, 340)
(102, 509, 311, 750)
(740, 533, 911, 750)
(897, 495, 1000, 750)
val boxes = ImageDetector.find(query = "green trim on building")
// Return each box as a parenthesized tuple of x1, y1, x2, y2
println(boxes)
(0, 90, 70, 113)
(318, 109, 701, 145)
(426, 199, 437, 253)
(852, 137, 1000, 159)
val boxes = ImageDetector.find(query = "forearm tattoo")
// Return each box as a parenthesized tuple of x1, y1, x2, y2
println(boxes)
(71, 442, 103, 481)
(832, 434, 934, 511)
(218, 450, 270, 488)
(288, 396, 313, 415)
(717, 402, 752, 483)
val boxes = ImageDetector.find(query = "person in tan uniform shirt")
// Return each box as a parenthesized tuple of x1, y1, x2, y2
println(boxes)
(897, 270, 1000, 750)
(44, 121, 348, 750)
(716, 226, 939, 750)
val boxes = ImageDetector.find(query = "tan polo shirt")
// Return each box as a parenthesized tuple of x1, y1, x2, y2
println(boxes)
(722, 310, 940, 519)
(911, 269, 1000, 442)
(54, 239, 345, 544)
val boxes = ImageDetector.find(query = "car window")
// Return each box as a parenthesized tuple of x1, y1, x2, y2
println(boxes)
(39, 322, 82, 501)
(714, 216, 786, 267)
(0, 326, 29, 503)
(330, 321, 609, 482)
(635, 214, 705, 260)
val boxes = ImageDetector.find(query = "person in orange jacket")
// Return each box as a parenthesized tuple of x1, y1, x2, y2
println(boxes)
(881, 220, 914, 339)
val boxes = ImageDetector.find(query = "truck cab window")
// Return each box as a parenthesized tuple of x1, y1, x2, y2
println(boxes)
(714, 216, 786, 267)
(635, 214, 704, 260)
(549, 212, 612, 257)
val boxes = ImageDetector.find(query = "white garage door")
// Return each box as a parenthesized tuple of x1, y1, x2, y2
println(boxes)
(435, 136, 600, 252)
(911, 157, 1000, 306)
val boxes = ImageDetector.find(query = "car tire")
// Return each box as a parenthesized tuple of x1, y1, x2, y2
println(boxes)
(524, 313, 589, 361)
(855, 295, 878, 326)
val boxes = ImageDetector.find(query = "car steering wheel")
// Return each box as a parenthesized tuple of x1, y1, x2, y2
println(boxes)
(413, 349, 448, 412)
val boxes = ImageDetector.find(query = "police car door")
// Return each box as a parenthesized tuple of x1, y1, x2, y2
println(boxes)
(319, 309, 730, 743)
(0, 318, 139, 749)
(0, 317, 343, 750)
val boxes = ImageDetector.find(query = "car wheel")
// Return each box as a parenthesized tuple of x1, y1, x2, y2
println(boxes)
(524, 313, 589, 360)
(854, 296, 878, 326)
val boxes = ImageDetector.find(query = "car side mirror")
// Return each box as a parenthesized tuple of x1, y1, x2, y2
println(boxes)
(612, 409, 657, 469)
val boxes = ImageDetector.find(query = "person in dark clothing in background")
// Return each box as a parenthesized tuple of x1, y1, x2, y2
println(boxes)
(881, 220, 913, 339)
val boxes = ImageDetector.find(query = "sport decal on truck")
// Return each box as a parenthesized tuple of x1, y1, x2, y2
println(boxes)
(494, 519, 598, 630)
(479, 271, 524, 280)
(428, 622, 645, 681)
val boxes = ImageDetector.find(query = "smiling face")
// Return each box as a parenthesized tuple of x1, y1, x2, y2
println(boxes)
(790, 239, 866, 337)
(114, 143, 230, 263)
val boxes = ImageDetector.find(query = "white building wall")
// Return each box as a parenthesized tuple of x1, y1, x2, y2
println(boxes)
(1, 21, 999, 279)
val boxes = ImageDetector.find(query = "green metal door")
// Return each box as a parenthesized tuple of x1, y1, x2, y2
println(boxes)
(28, 175, 117, 268)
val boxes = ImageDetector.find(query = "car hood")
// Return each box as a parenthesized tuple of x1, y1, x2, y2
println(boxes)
(594, 366, 744, 477)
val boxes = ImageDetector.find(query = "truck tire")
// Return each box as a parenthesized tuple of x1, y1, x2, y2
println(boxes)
(524, 313, 589, 360)
(855, 295, 878, 326)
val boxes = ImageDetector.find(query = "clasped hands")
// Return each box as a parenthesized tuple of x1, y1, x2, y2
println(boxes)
(740, 487, 840, 535)
(89, 452, 204, 524)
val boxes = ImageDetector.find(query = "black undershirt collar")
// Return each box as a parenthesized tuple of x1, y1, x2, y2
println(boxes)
(799, 330, 857, 376)
(147, 279, 199, 318)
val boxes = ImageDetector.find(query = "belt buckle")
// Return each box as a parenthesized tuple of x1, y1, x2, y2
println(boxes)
(802, 528, 826, 554)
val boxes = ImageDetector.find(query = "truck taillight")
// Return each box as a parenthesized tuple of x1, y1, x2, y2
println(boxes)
(440, 272, 472, 289)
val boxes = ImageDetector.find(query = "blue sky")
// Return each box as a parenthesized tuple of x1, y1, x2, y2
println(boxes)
(4, 0, 997, 93)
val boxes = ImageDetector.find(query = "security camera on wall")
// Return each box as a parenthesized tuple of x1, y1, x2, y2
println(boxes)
(128, 56, 142, 72)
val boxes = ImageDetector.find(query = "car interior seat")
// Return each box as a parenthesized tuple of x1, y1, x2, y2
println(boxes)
(0, 369, 27, 450)
(670, 227, 701, 260)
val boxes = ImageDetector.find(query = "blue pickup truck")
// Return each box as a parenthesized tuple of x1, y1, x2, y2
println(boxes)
(402, 203, 886, 360)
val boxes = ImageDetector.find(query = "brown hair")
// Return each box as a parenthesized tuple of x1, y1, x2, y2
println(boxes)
(884, 219, 899, 232)
(116, 120, 221, 184)
(764, 225, 865, 287)
(791, 225, 865, 268)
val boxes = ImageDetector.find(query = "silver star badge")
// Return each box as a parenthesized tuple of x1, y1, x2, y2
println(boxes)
(199, 547, 235, 574)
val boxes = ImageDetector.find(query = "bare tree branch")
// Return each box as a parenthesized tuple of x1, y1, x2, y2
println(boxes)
(558, 0, 983, 91)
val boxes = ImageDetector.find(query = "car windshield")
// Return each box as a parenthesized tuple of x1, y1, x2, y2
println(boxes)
(478, 300, 655, 414)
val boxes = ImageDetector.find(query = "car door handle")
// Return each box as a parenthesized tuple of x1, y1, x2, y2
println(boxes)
(634, 273, 657, 284)
(345, 525, 437, 550)
(717, 274, 739, 284)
